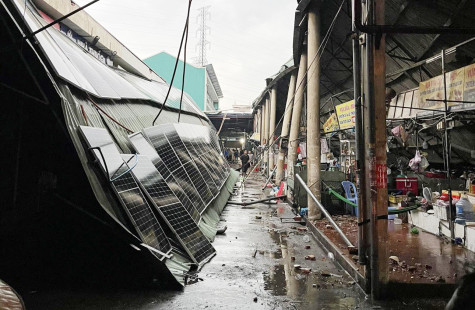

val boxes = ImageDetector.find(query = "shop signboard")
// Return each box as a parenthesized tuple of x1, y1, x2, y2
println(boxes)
(464, 63, 475, 103)
(323, 113, 339, 135)
(419, 75, 444, 110)
(335, 100, 355, 130)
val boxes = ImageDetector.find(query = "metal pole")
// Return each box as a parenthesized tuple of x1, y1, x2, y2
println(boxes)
(296, 174, 354, 248)
(352, 0, 368, 266)
(262, 166, 278, 191)
(276, 72, 297, 184)
(442, 50, 455, 241)
(307, 1, 322, 220)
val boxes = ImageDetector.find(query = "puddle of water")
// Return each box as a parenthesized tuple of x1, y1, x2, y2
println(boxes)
(263, 265, 287, 296)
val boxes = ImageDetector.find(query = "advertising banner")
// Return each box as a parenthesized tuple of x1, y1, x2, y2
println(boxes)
(464, 63, 475, 103)
(335, 100, 355, 130)
(323, 113, 339, 134)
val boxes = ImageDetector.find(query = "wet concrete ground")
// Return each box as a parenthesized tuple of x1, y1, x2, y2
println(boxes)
(22, 173, 449, 309)
(315, 214, 475, 286)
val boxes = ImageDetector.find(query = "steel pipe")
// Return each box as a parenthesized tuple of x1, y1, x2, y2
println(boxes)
(295, 174, 354, 248)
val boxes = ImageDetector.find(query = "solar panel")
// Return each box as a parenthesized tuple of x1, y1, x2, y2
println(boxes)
(143, 126, 208, 211)
(159, 202, 216, 264)
(121, 155, 215, 265)
(163, 129, 214, 204)
(128, 133, 200, 222)
(174, 124, 223, 190)
(78, 126, 172, 257)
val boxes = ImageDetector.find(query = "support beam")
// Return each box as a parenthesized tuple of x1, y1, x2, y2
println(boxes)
(352, 0, 369, 271)
(268, 86, 277, 176)
(265, 96, 271, 174)
(364, 0, 388, 299)
(276, 71, 297, 184)
(307, 1, 322, 220)
(287, 51, 308, 199)
(261, 103, 266, 146)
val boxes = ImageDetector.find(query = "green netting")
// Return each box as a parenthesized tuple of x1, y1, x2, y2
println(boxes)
(328, 188, 420, 214)
(328, 188, 358, 208)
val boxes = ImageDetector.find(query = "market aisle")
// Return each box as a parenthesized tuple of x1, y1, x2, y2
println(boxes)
(23, 175, 449, 309)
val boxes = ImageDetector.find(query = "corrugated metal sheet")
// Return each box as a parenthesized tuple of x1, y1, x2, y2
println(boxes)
(17, 1, 205, 119)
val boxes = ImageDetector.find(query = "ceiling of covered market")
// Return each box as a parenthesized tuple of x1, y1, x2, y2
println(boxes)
(292, 0, 475, 114)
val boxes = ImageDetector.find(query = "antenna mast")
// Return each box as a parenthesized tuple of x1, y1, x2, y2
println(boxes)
(195, 6, 210, 67)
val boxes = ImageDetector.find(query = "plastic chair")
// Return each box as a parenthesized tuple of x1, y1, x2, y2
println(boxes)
(341, 181, 358, 216)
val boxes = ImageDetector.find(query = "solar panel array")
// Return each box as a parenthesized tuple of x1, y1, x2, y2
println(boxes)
(80, 123, 229, 266)
(78, 126, 172, 258)
(122, 155, 216, 264)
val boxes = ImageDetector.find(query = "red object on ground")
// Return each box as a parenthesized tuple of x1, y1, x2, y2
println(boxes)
(276, 182, 284, 196)
(396, 177, 418, 195)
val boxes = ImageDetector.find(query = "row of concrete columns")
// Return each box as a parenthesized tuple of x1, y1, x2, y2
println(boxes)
(252, 0, 389, 299)
(254, 1, 323, 220)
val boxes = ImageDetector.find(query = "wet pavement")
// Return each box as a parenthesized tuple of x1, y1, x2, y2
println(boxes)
(21, 173, 449, 309)
(315, 214, 475, 286)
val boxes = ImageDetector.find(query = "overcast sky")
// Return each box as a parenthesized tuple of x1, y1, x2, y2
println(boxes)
(73, 0, 296, 111)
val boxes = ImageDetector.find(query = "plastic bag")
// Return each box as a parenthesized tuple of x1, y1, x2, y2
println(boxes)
(408, 150, 422, 171)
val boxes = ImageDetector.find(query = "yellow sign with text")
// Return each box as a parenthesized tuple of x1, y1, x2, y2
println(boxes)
(335, 100, 355, 130)
(323, 113, 339, 134)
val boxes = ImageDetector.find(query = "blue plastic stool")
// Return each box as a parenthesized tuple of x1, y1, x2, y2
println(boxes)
(341, 181, 358, 216)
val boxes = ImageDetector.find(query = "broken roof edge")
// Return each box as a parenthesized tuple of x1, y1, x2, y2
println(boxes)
(251, 64, 298, 113)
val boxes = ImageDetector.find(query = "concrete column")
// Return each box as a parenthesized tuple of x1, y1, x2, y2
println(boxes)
(261, 103, 266, 146)
(307, 2, 322, 220)
(264, 97, 271, 174)
(287, 51, 307, 198)
(268, 86, 277, 175)
(275, 71, 297, 184)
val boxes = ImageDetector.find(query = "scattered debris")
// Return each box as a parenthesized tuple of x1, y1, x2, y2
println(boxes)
(425, 264, 432, 270)
(437, 276, 446, 283)
(297, 227, 308, 232)
(305, 255, 316, 261)
(389, 256, 400, 265)
(410, 227, 419, 235)
(325, 224, 333, 229)
(321, 272, 332, 277)
(348, 246, 358, 255)
(294, 264, 301, 270)
(305, 245, 311, 249)
(253, 297, 258, 303)
(312, 283, 317, 288)
(290, 256, 295, 261)
(216, 225, 227, 234)
(408, 266, 417, 272)
(300, 268, 312, 274)
(255, 216, 262, 220)
(352, 255, 359, 262)
(252, 250, 257, 258)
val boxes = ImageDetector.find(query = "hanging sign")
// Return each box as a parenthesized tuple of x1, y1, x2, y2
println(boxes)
(464, 63, 475, 103)
(419, 75, 444, 110)
(335, 100, 355, 130)
(447, 67, 464, 105)
(323, 113, 339, 134)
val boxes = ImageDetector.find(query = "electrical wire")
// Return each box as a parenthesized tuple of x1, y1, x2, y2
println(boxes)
(178, 0, 192, 123)
(87, 95, 133, 133)
(110, 153, 138, 182)
(152, 0, 193, 126)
